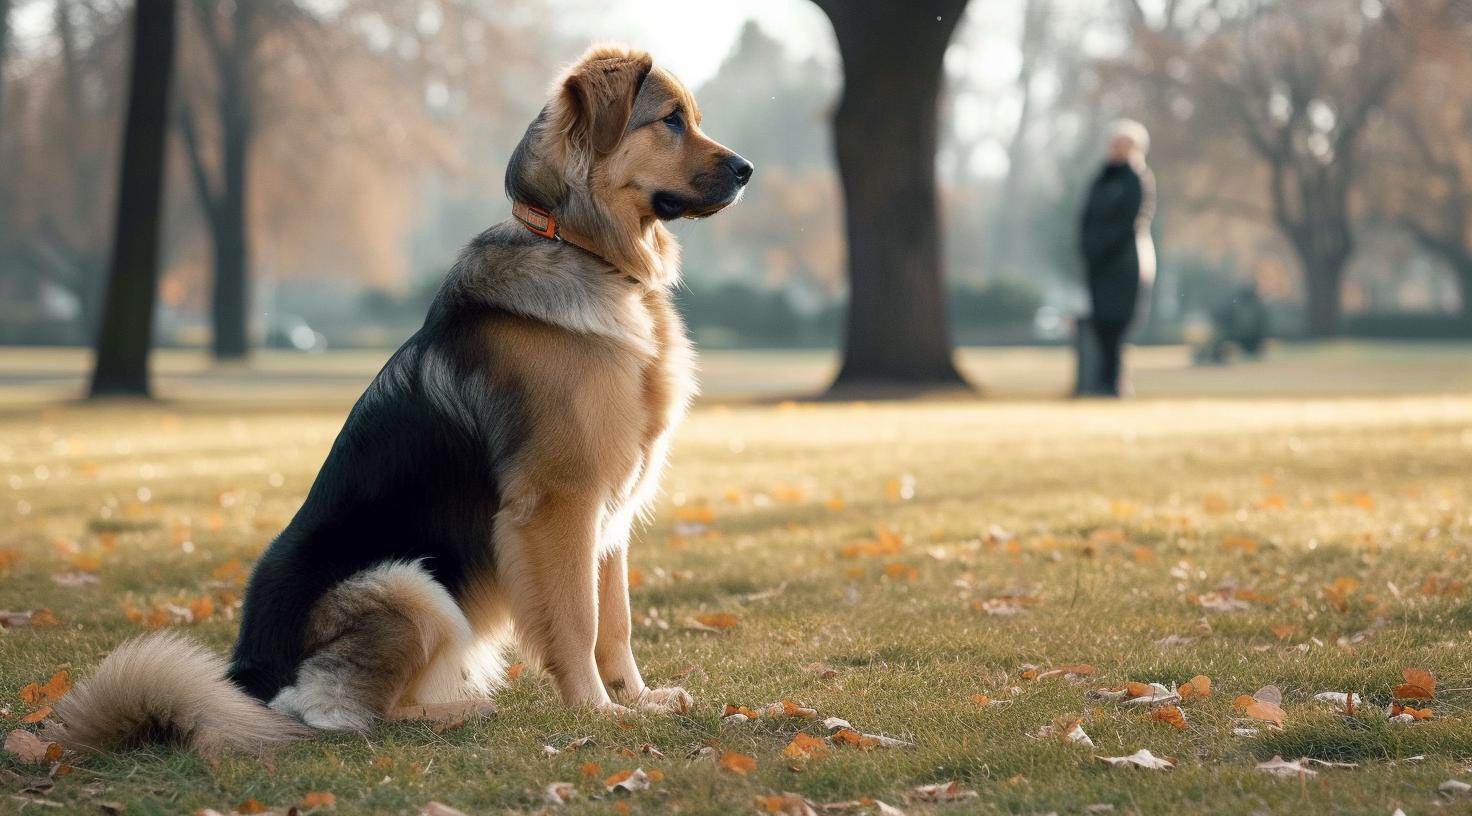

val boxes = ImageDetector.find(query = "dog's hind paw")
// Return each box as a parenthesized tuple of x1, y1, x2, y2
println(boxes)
(637, 686, 693, 714)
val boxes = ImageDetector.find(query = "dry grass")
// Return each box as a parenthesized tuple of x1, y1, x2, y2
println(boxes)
(2, 390, 1472, 814)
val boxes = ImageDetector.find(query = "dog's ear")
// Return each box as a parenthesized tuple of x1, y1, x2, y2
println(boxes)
(559, 52, 653, 156)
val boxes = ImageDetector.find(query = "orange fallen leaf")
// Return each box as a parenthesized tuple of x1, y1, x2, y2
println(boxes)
(1269, 624, 1300, 640)
(29, 609, 59, 627)
(1390, 703, 1433, 720)
(581, 761, 602, 778)
(4, 729, 63, 764)
(1178, 675, 1211, 699)
(235, 799, 269, 815)
(1393, 668, 1435, 699)
(782, 732, 828, 760)
(300, 791, 336, 808)
(1151, 705, 1188, 729)
(724, 704, 761, 719)
(188, 595, 214, 622)
(695, 613, 740, 629)
(506, 663, 525, 681)
(719, 751, 756, 775)
(972, 694, 992, 706)
(1126, 681, 1155, 699)
(830, 729, 879, 749)
(21, 706, 52, 724)
(1245, 700, 1286, 727)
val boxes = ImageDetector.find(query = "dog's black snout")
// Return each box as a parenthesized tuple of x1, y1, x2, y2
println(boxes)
(725, 155, 754, 186)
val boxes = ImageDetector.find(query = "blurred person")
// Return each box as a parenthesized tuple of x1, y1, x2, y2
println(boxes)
(1078, 119, 1155, 397)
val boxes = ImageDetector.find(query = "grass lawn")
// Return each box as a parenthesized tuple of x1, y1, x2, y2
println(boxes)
(3, 390, 1472, 814)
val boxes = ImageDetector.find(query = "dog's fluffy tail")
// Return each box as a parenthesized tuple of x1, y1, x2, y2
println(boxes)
(54, 631, 309, 754)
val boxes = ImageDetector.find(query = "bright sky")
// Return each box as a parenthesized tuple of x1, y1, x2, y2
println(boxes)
(559, 0, 838, 87)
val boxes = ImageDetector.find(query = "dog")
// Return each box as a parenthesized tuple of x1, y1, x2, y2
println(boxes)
(55, 45, 752, 754)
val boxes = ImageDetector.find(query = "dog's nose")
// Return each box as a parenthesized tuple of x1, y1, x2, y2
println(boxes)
(725, 155, 754, 186)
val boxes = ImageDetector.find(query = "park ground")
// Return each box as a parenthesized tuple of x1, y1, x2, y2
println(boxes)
(2, 342, 1472, 814)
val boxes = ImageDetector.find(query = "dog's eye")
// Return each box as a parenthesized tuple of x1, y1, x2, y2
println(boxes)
(662, 111, 683, 131)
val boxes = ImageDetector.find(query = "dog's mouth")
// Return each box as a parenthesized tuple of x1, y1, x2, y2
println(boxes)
(650, 187, 745, 221)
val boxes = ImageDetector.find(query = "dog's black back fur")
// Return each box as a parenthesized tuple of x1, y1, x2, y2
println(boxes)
(227, 269, 528, 702)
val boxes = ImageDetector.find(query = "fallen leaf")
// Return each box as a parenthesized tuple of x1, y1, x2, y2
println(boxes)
(1256, 756, 1316, 778)
(543, 782, 576, 806)
(4, 730, 62, 764)
(234, 798, 269, 814)
(755, 793, 818, 815)
(1151, 706, 1188, 730)
(300, 791, 336, 809)
(910, 782, 978, 802)
(1096, 749, 1176, 770)
(1177, 675, 1211, 699)
(1441, 779, 1472, 797)
(505, 663, 525, 681)
(20, 707, 51, 724)
(719, 751, 756, 775)
(1393, 668, 1436, 700)
(782, 732, 828, 760)
(604, 767, 653, 794)
(420, 803, 471, 816)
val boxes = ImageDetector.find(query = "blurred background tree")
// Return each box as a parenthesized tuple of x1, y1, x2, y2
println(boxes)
(1, 0, 1470, 377)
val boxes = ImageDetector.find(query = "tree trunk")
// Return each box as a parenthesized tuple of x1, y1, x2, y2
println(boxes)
(1298, 245, 1349, 338)
(209, 44, 253, 360)
(88, 0, 177, 398)
(815, 0, 970, 396)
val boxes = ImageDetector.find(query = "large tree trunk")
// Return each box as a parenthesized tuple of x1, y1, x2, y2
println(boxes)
(209, 29, 253, 360)
(89, 0, 178, 398)
(815, 0, 970, 396)
(1297, 244, 1350, 338)
(210, 111, 251, 359)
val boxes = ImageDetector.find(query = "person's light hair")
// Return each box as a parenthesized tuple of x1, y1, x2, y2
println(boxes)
(1108, 119, 1150, 156)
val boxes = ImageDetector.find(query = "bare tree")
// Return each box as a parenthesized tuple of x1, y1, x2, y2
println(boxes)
(1207, 0, 1411, 336)
(89, 0, 177, 398)
(811, 0, 971, 396)
(178, 0, 280, 361)
(1379, 11, 1472, 322)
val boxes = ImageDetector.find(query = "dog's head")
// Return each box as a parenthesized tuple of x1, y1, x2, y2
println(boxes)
(506, 46, 752, 285)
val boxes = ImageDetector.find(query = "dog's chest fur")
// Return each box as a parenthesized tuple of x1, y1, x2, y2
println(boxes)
(457, 234, 695, 548)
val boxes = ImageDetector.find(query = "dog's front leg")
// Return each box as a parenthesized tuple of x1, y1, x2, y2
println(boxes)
(498, 492, 617, 711)
(596, 546, 692, 713)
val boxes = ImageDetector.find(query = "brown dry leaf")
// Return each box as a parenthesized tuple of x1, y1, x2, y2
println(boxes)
(724, 704, 761, 719)
(580, 761, 601, 778)
(543, 782, 577, 806)
(1151, 706, 1188, 730)
(20, 671, 72, 708)
(910, 781, 979, 802)
(28, 609, 60, 628)
(1390, 704, 1434, 721)
(4, 729, 63, 764)
(1245, 700, 1286, 728)
(756, 793, 819, 815)
(505, 663, 525, 681)
(70, 553, 103, 572)
(782, 732, 828, 760)
(604, 767, 653, 794)
(1269, 624, 1300, 641)
(1393, 668, 1436, 700)
(1178, 675, 1211, 699)
(694, 613, 740, 630)
(188, 596, 214, 622)
(20, 707, 51, 724)
(1125, 681, 1155, 699)
(300, 791, 336, 809)
(234, 798, 269, 814)
(719, 751, 757, 775)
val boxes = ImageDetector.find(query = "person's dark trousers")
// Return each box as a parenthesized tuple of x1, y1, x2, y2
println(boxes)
(1092, 318, 1131, 396)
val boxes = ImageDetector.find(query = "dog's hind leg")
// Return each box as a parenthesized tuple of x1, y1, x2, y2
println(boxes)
(269, 561, 476, 731)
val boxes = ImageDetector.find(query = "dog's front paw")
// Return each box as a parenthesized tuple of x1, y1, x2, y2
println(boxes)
(637, 686, 693, 714)
(595, 699, 635, 717)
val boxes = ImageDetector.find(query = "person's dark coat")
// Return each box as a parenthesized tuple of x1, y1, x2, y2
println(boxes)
(1080, 161, 1155, 325)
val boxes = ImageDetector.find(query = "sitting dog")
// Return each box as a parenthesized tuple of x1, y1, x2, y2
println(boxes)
(56, 45, 752, 754)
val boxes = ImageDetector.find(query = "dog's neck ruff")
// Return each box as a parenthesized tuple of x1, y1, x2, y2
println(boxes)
(512, 201, 610, 265)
